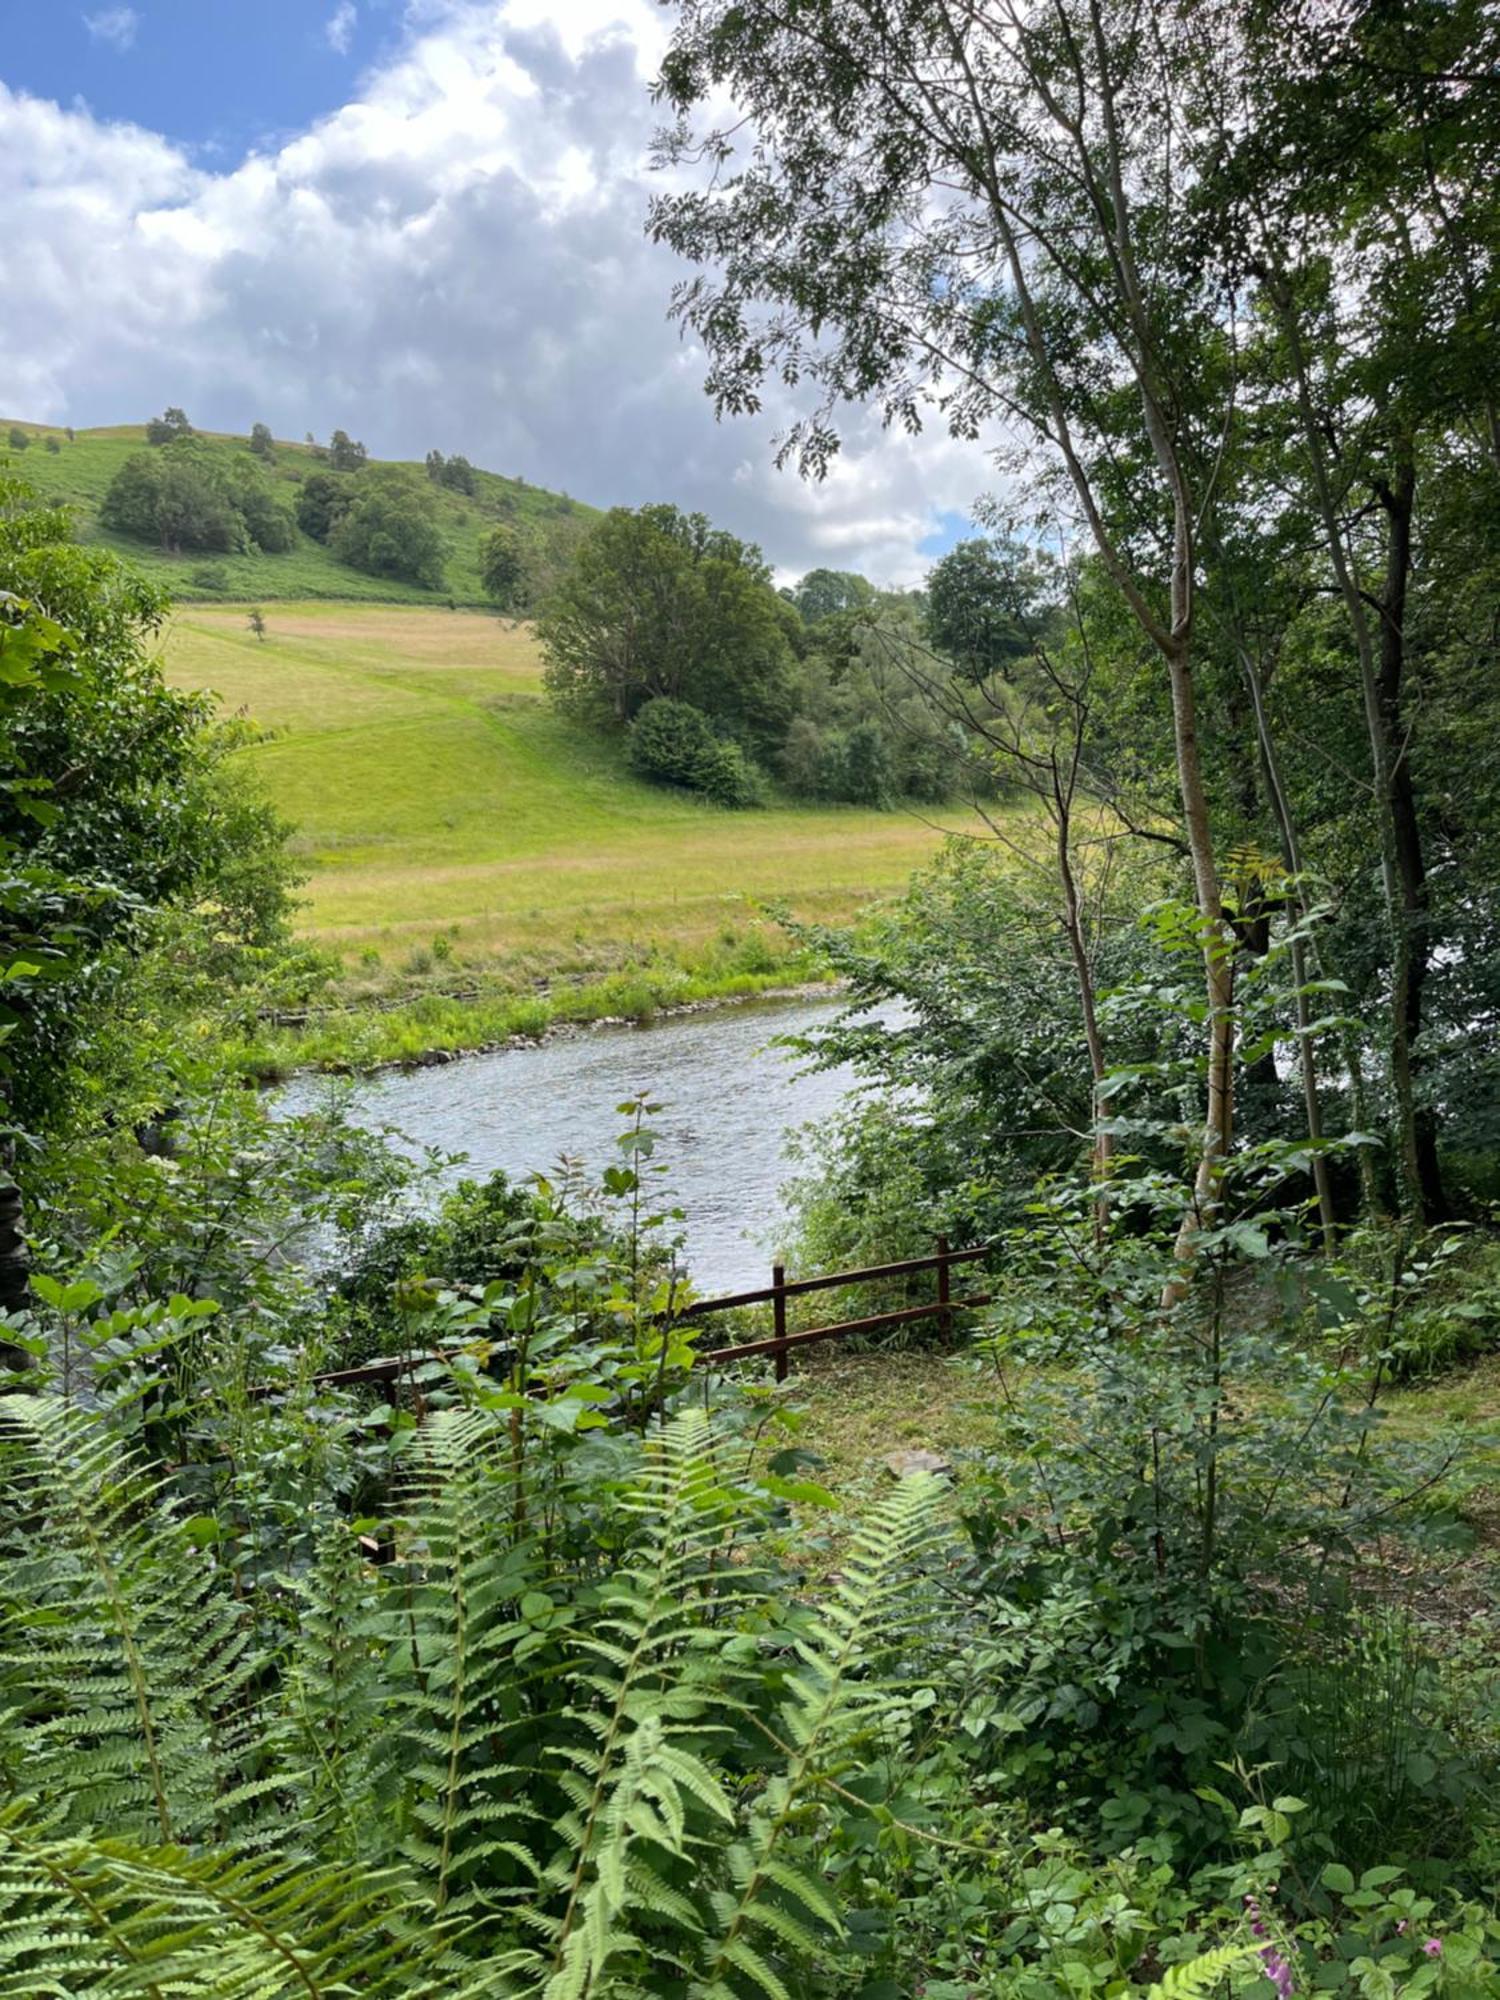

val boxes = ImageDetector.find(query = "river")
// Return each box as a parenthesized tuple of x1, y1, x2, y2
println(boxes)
(280, 994, 869, 1293)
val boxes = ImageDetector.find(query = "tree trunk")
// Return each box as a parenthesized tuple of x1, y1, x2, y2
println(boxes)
(0, 1121, 32, 1375)
(1375, 459, 1448, 1221)
(1270, 277, 1426, 1218)
(1055, 785, 1113, 1234)
(1233, 632, 1347, 1243)
(1165, 636, 1236, 1285)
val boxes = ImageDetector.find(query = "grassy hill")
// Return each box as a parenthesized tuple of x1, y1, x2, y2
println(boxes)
(1, 419, 596, 604)
(164, 602, 982, 1070)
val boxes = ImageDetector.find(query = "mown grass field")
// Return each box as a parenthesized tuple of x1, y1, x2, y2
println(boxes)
(164, 602, 982, 1067)
(2, 419, 593, 604)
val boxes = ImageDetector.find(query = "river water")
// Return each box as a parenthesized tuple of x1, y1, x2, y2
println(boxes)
(280, 995, 868, 1293)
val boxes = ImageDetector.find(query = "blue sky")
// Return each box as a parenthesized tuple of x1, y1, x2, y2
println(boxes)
(3, 1, 398, 159)
(0, 1, 989, 584)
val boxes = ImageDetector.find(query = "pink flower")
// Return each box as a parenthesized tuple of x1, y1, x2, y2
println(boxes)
(1424, 1939, 1443, 1958)
(1260, 1947, 1295, 1999)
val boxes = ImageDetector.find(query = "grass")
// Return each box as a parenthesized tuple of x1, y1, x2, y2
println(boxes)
(163, 601, 988, 1069)
(2, 419, 594, 604)
(777, 1341, 1500, 1597)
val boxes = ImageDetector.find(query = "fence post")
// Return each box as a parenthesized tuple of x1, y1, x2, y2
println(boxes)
(937, 1236, 952, 1344)
(772, 1262, 788, 1383)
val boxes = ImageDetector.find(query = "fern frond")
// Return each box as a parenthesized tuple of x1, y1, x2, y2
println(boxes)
(696, 1467, 949, 1998)
(0, 1799, 430, 1998)
(1146, 1942, 1260, 1996)
(0, 1396, 261, 1848)
(537, 1410, 758, 1999)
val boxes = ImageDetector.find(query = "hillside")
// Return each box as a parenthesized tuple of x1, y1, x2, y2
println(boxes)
(0, 419, 597, 604)
(164, 602, 980, 1069)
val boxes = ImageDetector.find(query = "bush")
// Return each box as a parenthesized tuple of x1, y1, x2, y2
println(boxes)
(629, 696, 762, 805)
(188, 563, 231, 592)
(7, 426, 30, 452)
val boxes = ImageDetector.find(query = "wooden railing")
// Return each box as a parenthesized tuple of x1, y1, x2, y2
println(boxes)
(259, 1237, 993, 1400)
(688, 1238, 993, 1380)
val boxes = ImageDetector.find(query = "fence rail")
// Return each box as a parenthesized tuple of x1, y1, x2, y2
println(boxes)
(262, 1237, 993, 1399)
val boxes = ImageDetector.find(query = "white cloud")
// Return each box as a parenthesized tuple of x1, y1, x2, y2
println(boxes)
(3, 2, 993, 583)
(82, 7, 139, 51)
(325, 2, 357, 56)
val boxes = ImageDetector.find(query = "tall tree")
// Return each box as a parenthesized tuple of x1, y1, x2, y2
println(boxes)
(654, 0, 1246, 1275)
(538, 504, 798, 750)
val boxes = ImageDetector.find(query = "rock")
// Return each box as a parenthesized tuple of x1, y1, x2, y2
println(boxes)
(884, 1448, 953, 1480)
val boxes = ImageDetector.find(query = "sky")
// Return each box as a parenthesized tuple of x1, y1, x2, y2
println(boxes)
(0, 0, 989, 583)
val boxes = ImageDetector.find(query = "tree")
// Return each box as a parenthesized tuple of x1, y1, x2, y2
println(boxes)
(442, 453, 476, 495)
(247, 607, 267, 642)
(101, 445, 294, 555)
(294, 471, 354, 543)
(44, 436, 60, 455)
(6, 427, 29, 453)
(926, 540, 1045, 686)
(102, 449, 242, 553)
(480, 523, 530, 612)
(654, 0, 1252, 1280)
(791, 567, 874, 623)
(248, 422, 275, 459)
(327, 429, 368, 473)
(538, 503, 798, 749)
(328, 480, 445, 588)
(426, 448, 477, 495)
(0, 472, 295, 1130)
(145, 407, 194, 445)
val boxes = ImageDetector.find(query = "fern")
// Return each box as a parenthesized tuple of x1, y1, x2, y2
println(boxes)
(534, 1409, 765, 1999)
(388, 1407, 550, 1926)
(0, 1388, 955, 1998)
(694, 1467, 949, 2000)
(1145, 1942, 1260, 1997)
(0, 1798, 421, 1998)
(0, 1396, 261, 1847)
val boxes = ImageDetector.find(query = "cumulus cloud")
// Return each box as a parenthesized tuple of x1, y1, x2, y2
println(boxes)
(82, 7, 140, 51)
(325, 3, 357, 55)
(4, 0, 993, 582)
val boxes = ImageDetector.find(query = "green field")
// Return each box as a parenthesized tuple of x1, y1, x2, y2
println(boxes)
(164, 602, 982, 1067)
(2, 419, 594, 605)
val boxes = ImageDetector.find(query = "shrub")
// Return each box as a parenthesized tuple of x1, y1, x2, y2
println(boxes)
(7, 425, 31, 452)
(629, 696, 762, 805)
(188, 563, 231, 592)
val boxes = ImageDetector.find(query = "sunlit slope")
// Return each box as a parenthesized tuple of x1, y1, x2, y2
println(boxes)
(166, 602, 975, 982)
(2, 419, 593, 604)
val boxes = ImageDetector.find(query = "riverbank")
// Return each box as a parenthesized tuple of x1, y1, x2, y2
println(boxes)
(230, 962, 842, 1080)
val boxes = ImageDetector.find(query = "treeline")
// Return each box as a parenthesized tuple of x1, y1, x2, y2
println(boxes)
(533, 500, 1001, 808)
